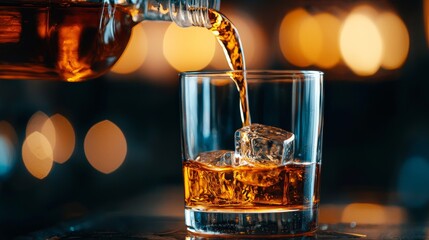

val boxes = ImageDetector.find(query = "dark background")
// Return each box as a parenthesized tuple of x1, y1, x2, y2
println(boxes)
(1, 0, 429, 237)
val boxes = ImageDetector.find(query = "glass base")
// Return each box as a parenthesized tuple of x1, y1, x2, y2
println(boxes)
(185, 206, 318, 237)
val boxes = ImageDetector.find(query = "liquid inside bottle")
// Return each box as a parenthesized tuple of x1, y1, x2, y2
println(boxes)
(0, 1, 136, 81)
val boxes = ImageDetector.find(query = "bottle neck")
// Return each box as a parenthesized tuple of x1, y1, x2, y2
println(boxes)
(128, 0, 220, 28)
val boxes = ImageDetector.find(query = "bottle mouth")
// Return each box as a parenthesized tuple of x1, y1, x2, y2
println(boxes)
(170, 0, 220, 28)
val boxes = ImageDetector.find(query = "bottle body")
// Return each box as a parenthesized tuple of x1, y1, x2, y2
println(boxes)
(0, 1, 135, 81)
(0, 0, 219, 81)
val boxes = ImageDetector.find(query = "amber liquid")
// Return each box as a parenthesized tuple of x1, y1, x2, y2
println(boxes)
(184, 160, 320, 212)
(208, 9, 251, 126)
(0, 2, 134, 81)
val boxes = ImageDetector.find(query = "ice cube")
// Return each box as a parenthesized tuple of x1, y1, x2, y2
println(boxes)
(195, 150, 235, 167)
(234, 123, 294, 166)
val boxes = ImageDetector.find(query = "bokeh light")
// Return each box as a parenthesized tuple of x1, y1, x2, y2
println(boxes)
(163, 24, 215, 72)
(26, 112, 76, 164)
(313, 13, 342, 69)
(321, 203, 405, 225)
(49, 114, 75, 164)
(40, 117, 56, 151)
(111, 23, 148, 74)
(279, 8, 313, 67)
(22, 132, 54, 179)
(341, 203, 405, 224)
(376, 12, 409, 70)
(319, 204, 344, 224)
(209, 10, 268, 69)
(340, 5, 383, 76)
(279, 5, 406, 75)
(84, 120, 127, 174)
(139, 22, 176, 81)
(26, 111, 50, 137)
(299, 14, 323, 65)
(342, 203, 386, 224)
(27, 111, 56, 153)
(0, 137, 14, 178)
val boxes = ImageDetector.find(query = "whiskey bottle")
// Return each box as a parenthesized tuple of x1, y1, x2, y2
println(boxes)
(0, 0, 220, 81)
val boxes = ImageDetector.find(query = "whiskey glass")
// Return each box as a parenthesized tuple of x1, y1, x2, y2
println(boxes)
(180, 70, 324, 237)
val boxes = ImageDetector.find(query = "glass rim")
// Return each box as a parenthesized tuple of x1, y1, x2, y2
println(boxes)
(180, 70, 323, 78)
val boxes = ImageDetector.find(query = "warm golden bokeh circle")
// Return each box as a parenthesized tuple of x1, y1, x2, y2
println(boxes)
(313, 13, 342, 69)
(279, 5, 409, 76)
(340, 11, 383, 76)
(84, 120, 127, 174)
(163, 24, 216, 72)
(111, 23, 148, 74)
(22, 132, 54, 179)
(49, 114, 76, 164)
(279, 8, 313, 67)
(376, 12, 409, 70)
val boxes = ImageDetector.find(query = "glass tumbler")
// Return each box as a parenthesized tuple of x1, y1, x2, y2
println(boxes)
(180, 70, 324, 237)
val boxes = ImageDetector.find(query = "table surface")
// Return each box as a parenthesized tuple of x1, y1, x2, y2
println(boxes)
(18, 214, 429, 240)
(13, 186, 429, 240)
